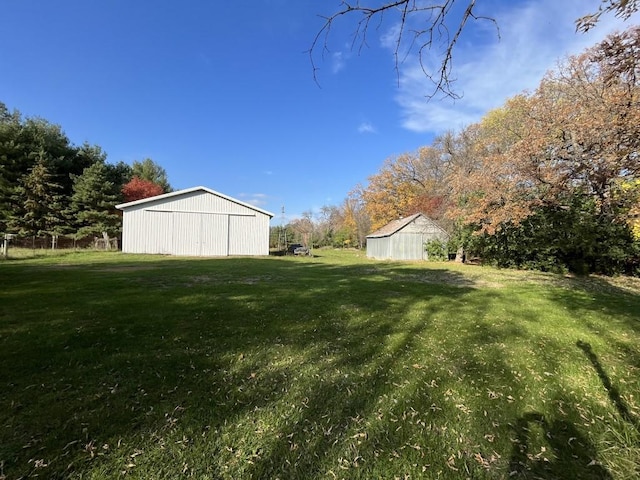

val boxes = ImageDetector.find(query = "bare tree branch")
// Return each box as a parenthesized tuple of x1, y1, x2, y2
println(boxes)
(309, 1, 498, 99)
(312, 1, 636, 101)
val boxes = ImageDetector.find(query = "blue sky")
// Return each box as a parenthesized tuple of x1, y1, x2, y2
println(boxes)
(1, 1, 636, 222)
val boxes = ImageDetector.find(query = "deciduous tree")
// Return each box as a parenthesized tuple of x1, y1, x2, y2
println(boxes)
(446, 95, 533, 233)
(576, 0, 639, 32)
(360, 145, 452, 230)
(131, 158, 171, 193)
(289, 211, 315, 248)
(122, 176, 165, 202)
(516, 27, 640, 217)
(445, 27, 640, 273)
(342, 193, 370, 248)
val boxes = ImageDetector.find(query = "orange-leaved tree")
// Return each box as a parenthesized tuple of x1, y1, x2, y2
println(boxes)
(447, 26, 640, 234)
(446, 95, 534, 234)
(361, 146, 453, 231)
(122, 176, 164, 202)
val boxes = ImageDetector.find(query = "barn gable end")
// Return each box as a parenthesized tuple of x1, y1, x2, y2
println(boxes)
(116, 186, 273, 257)
(366, 213, 449, 261)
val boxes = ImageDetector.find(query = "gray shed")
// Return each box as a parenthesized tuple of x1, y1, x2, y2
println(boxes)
(116, 186, 273, 256)
(366, 213, 449, 260)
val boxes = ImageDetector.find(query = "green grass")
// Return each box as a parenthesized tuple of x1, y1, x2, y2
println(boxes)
(1, 249, 639, 479)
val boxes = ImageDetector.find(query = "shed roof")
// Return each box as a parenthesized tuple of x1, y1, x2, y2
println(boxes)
(116, 186, 274, 217)
(366, 213, 424, 238)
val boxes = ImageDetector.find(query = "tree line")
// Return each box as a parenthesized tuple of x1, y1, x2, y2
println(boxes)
(3, 27, 638, 274)
(271, 199, 371, 252)
(0, 103, 171, 246)
(310, 26, 640, 275)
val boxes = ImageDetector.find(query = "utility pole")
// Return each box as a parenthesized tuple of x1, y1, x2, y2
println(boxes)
(278, 206, 287, 252)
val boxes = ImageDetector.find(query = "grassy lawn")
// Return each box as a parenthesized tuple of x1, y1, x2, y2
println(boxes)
(1, 249, 639, 479)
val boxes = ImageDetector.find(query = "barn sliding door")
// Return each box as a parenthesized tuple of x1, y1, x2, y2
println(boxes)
(170, 212, 229, 256)
(172, 212, 201, 256)
(200, 214, 228, 256)
(145, 210, 172, 254)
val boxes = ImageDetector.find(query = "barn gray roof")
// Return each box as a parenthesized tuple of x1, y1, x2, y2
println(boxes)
(366, 213, 424, 238)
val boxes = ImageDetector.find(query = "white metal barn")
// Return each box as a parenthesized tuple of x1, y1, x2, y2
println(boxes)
(116, 186, 274, 256)
(366, 213, 449, 261)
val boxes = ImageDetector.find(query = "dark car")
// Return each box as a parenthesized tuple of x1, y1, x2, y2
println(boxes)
(287, 243, 309, 255)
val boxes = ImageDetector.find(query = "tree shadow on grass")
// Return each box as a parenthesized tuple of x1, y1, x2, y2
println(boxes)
(577, 340, 640, 431)
(546, 276, 640, 336)
(0, 256, 483, 478)
(3, 254, 638, 478)
(508, 412, 612, 479)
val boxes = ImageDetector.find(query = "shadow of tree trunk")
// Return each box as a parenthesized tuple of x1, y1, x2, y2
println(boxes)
(577, 340, 639, 430)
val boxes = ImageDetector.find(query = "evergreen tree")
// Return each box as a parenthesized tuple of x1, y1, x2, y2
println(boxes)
(8, 154, 65, 239)
(0, 103, 23, 232)
(70, 162, 121, 246)
(105, 160, 133, 201)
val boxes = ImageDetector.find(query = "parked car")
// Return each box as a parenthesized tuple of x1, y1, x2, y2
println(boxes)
(287, 243, 309, 256)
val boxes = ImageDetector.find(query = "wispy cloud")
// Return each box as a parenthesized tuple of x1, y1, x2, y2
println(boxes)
(238, 192, 269, 208)
(332, 51, 346, 73)
(358, 121, 377, 134)
(389, 0, 638, 133)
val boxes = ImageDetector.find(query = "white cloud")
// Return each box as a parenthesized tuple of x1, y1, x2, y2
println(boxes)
(331, 42, 356, 74)
(238, 193, 269, 207)
(389, 0, 638, 133)
(358, 121, 377, 134)
(332, 51, 346, 73)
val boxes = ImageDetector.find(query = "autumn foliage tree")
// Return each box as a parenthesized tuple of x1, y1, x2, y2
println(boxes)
(444, 26, 640, 273)
(341, 193, 370, 248)
(449, 27, 640, 227)
(122, 176, 165, 202)
(130, 158, 171, 193)
(352, 26, 639, 274)
(360, 146, 452, 230)
(446, 95, 536, 233)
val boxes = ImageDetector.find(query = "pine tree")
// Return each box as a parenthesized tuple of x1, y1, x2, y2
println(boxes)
(8, 154, 66, 240)
(70, 162, 121, 248)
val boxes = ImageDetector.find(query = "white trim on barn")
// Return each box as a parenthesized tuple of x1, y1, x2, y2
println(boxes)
(366, 213, 449, 260)
(116, 186, 274, 256)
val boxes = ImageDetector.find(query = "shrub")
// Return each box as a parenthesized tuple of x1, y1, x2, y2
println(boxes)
(424, 239, 448, 261)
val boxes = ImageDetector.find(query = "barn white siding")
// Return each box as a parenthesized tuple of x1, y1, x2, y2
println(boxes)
(228, 214, 270, 256)
(117, 187, 273, 257)
(366, 237, 391, 259)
